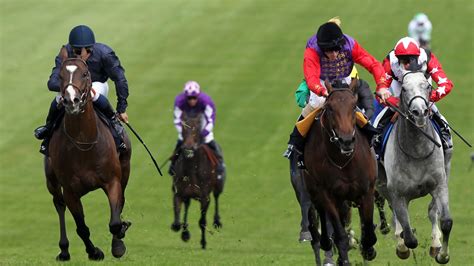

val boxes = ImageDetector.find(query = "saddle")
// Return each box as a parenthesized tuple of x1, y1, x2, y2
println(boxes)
(202, 144, 219, 168)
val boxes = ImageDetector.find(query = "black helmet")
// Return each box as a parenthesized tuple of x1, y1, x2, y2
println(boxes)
(69, 25, 95, 48)
(316, 22, 345, 51)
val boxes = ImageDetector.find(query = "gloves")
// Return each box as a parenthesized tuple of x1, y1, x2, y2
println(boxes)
(295, 80, 310, 108)
(430, 89, 443, 102)
(376, 87, 392, 102)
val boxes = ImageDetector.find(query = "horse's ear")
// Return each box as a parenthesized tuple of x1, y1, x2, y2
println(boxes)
(349, 78, 358, 93)
(59, 46, 68, 63)
(324, 79, 333, 94)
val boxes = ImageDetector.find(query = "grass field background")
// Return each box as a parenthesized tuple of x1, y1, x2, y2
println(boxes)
(1, 0, 473, 265)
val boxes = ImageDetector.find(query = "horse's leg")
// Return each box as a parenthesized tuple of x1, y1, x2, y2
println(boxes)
(199, 196, 211, 249)
(392, 198, 417, 249)
(374, 190, 390, 235)
(394, 214, 410, 259)
(307, 206, 322, 266)
(181, 198, 191, 242)
(358, 192, 377, 261)
(291, 159, 312, 242)
(46, 178, 70, 261)
(325, 202, 350, 266)
(171, 194, 183, 232)
(63, 191, 104, 260)
(213, 189, 222, 229)
(104, 180, 130, 258)
(341, 203, 357, 250)
(433, 185, 452, 264)
(428, 198, 442, 258)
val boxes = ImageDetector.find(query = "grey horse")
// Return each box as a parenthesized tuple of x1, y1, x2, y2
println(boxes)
(376, 71, 452, 264)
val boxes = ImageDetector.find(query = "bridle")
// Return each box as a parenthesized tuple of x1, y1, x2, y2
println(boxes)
(401, 71, 433, 120)
(60, 58, 92, 113)
(319, 88, 357, 169)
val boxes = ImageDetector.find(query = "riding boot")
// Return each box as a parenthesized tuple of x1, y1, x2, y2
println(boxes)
(283, 115, 306, 169)
(207, 140, 226, 180)
(94, 94, 126, 152)
(34, 99, 62, 155)
(372, 109, 395, 158)
(169, 139, 183, 176)
(359, 122, 380, 144)
(432, 111, 453, 150)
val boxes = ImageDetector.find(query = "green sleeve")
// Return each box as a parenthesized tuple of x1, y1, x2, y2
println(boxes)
(295, 79, 310, 108)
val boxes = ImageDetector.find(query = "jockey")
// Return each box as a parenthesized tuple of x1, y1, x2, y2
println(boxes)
(169, 81, 225, 178)
(34, 25, 129, 155)
(283, 19, 388, 168)
(373, 37, 454, 151)
(408, 13, 432, 51)
(295, 67, 376, 119)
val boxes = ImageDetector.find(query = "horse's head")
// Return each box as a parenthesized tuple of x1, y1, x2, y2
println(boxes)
(400, 71, 431, 127)
(322, 78, 358, 155)
(58, 47, 92, 115)
(181, 112, 202, 158)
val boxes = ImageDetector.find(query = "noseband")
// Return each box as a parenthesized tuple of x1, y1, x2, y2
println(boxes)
(401, 71, 432, 119)
(60, 58, 92, 112)
(321, 89, 356, 156)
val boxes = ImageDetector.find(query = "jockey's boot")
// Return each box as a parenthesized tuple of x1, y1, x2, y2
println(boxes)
(372, 109, 395, 159)
(283, 115, 306, 169)
(168, 140, 183, 176)
(208, 140, 226, 180)
(94, 94, 126, 152)
(34, 99, 61, 155)
(355, 109, 380, 144)
(432, 111, 453, 150)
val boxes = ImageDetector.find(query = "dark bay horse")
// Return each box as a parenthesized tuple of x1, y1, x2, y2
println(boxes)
(170, 112, 224, 249)
(376, 71, 452, 263)
(303, 79, 377, 265)
(44, 47, 132, 261)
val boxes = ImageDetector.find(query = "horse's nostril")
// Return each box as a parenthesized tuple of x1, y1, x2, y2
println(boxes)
(73, 98, 80, 104)
(423, 109, 429, 116)
(412, 110, 420, 117)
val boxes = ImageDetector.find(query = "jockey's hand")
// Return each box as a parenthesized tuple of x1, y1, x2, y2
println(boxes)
(376, 88, 392, 102)
(118, 112, 129, 123)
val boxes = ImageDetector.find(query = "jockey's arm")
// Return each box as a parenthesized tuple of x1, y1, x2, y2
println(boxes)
(173, 106, 183, 140)
(351, 41, 387, 92)
(303, 48, 327, 96)
(47, 47, 65, 92)
(201, 104, 215, 137)
(427, 53, 454, 102)
(103, 50, 129, 114)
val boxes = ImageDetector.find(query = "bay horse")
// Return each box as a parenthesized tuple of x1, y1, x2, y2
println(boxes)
(303, 79, 377, 265)
(170, 112, 224, 249)
(44, 47, 132, 261)
(376, 71, 452, 263)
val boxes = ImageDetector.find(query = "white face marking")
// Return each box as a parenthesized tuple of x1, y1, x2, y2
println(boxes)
(65, 65, 78, 84)
(66, 85, 77, 100)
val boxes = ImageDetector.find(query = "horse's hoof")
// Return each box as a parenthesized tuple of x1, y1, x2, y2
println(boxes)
(396, 248, 410, 260)
(299, 231, 313, 242)
(361, 246, 377, 261)
(430, 246, 441, 258)
(213, 220, 222, 229)
(112, 238, 126, 258)
(171, 222, 181, 232)
(181, 230, 190, 242)
(55, 252, 70, 261)
(88, 247, 104, 261)
(200, 240, 207, 249)
(380, 223, 390, 235)
(435, 253, 450, 264)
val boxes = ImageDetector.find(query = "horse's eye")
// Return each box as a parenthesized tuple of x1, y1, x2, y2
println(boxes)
(82, 72, 88, 78)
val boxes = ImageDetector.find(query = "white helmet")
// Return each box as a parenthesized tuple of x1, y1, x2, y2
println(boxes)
(183, 81, 200, 97)
(408, 13, 432, 42)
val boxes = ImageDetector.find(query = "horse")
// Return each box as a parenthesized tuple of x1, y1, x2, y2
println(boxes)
(44, 47, 132, 261)
(302, 79, 378, 265)
(376, 70, 452, 264)
(170, 112, 224, 249)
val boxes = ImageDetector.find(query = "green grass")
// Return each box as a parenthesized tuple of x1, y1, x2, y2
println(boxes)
(1, 0, 473, 265)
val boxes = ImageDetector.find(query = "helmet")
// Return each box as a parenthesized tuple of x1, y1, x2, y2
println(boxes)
(316, 22, 345, 51)
(408, 13, 432, 42)
(183, 81, 200, 97)
(69, 25, 95, 48)
(394, 37, 420, 56)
